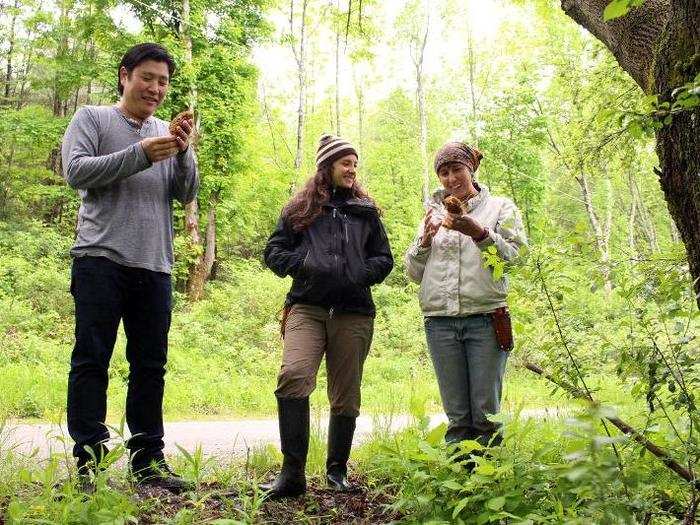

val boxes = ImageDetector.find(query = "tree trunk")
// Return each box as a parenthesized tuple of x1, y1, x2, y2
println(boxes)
(576, 171, 613, 294)
(180, 0, 214, 302)
(628, 197, 638, 256)
(4, 0, 19, 103)
(561, 0, 700, 307)
(352, 64, 364, 157)
(412, 4, 430, 202)
(186, 193, 218, 301)
(291, 0, 309, 171)
(334, 0, 341, 135)
(654, 0, 700, 306)
(466, 27, 480, 146)
(628, 170, 660, 253)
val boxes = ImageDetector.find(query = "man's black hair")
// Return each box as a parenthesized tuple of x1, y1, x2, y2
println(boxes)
(117, 43, 176, 95)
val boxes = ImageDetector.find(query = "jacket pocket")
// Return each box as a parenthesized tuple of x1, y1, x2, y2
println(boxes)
(340, 252, 371, 289)
(303, 248, 332, 278)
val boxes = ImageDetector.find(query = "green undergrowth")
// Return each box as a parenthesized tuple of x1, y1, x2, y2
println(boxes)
(0, 220, 582, 422)
(0, 221, 651, 423)
(0, 401, 691, 524)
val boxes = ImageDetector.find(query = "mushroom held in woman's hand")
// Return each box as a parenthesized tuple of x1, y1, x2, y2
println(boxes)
(443, 195, 464, 215)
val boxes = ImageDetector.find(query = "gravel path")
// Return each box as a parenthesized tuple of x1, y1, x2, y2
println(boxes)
(3, 408, 568, 459)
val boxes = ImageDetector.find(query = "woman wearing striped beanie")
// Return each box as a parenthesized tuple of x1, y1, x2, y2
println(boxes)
(262, 134, 394, 498)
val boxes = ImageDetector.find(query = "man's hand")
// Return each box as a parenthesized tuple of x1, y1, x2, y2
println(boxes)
(171, 117, 194, 152)
(443, 213, 486, 239)
(420, 209, 441, 248)
(140, 136, 179, 163)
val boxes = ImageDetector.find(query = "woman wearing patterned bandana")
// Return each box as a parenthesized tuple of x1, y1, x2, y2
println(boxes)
(405, 142, 528, 452)
(262, 134, 394, 498)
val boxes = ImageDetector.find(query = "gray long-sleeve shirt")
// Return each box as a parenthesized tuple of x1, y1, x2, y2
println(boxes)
(62, 105, 199, 274)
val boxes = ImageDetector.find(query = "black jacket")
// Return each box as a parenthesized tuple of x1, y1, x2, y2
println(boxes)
(264, 190, 394, 317)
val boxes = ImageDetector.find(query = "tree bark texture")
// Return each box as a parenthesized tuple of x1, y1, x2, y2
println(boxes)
(561, 0, 700, 307)
(180, 0, 215, 301)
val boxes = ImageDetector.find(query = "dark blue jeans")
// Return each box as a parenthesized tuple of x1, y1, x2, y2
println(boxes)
(424, 315, 508, 446)
(67, 256, 172, 469)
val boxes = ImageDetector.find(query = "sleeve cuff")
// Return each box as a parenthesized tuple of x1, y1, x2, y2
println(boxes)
(290, 249, 307, 277)
(415, 242, 432, 255)
(136, 142, 152, 168)
(176, 146, 194, 167)
(476, 229, 495, 249)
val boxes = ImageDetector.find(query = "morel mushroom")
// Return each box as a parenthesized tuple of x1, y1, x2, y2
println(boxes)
(443, 195, 464, 215)
(169, 109, 194, 134)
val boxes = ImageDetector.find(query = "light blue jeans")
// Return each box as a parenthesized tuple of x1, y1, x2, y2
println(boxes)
(424, 315, 508, 445)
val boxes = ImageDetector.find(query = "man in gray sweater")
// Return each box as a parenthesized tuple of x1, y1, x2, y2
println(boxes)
(61, 43, 199, 493)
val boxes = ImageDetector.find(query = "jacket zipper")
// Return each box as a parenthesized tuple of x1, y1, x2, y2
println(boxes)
(332, 207, 339, 317)
(343, 213, 349, 243)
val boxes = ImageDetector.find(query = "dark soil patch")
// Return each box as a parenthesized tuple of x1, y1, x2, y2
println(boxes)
(260, 482, 400, 524)
(136, 476, 401, 524)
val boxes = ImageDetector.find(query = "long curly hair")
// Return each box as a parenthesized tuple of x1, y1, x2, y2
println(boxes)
(283, 161, 375, 232)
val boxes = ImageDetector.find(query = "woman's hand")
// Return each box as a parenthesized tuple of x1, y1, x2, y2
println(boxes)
(443, 213, 486, 239)
(420, 210, 441, 248)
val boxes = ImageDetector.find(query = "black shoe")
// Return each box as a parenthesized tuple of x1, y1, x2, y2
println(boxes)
(75, 473, 96, 495)
(260, 396, 309, 499)
(74, 443, 110, 494)
(326, 414, 356, 492)
(133, 461, 194, 494)
(76, 443, 110, 474)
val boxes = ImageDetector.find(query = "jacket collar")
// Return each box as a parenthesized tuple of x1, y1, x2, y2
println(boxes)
(431, 183, 491, 213)
(324, 188, 377, 213)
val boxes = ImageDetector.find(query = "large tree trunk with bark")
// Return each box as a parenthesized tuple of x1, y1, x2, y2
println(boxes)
(561, 0, 700, 308)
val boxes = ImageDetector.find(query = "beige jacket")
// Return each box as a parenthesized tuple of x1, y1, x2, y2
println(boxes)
(404, 185, 528, 316)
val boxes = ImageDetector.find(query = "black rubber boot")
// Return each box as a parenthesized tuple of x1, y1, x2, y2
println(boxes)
(260, 396, 309, 499)
(326, 414, 356, 491)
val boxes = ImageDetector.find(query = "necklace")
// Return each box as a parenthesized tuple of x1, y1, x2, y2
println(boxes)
(114, 104, 145, 130)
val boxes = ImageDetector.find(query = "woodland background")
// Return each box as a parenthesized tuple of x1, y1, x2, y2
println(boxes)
(0, 0, 697, 523)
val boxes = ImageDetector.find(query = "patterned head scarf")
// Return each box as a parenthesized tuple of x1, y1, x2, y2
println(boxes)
(433, 142, 483, 174)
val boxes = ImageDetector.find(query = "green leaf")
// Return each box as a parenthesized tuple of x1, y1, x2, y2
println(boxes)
(628, 120, 643, 139)
(475, 462, 496, 476)
(603, 0, 631, 21)
(425, 422, 447, 446)
(486, 495, 506, 511)
(452, 497, 469, 518)
(442, 479, 464, 491)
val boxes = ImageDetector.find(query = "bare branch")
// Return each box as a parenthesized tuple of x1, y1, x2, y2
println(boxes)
(523, 361, 696, 484)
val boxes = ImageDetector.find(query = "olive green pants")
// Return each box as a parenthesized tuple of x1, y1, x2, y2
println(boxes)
(275, 304, 374, 417)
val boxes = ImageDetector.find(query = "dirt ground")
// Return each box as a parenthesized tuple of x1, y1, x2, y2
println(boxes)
(136, 477, 401, 524)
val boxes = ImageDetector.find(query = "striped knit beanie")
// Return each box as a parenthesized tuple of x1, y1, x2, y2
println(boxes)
(316, 134, 358, 167)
